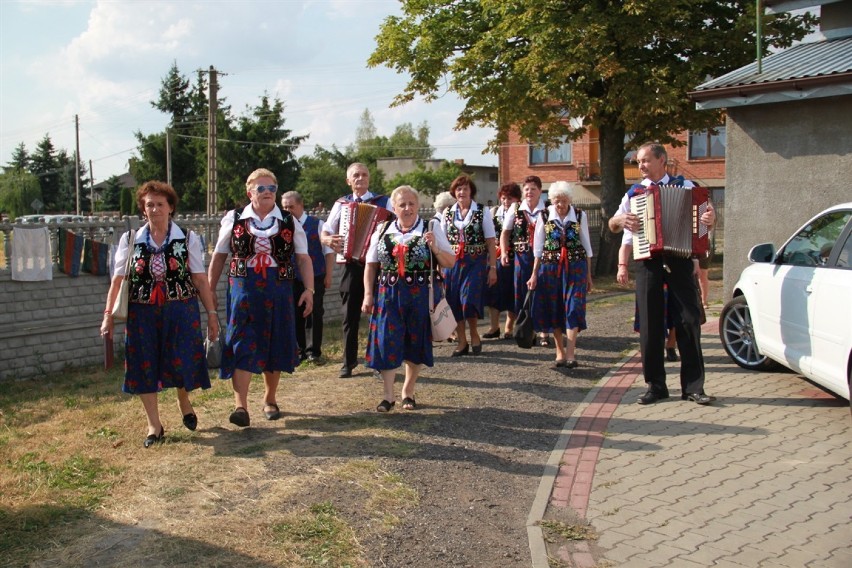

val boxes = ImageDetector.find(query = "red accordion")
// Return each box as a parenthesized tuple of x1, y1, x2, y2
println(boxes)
(629, 184, 710, 260)
(337, 201, 393, 264)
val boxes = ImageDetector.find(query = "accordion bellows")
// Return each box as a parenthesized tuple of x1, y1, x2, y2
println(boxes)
(630, 184, 710, 260)
(337, 201, 393, 264)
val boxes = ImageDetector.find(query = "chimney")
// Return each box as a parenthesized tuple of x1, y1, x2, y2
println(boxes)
(454, 159, 465, 165)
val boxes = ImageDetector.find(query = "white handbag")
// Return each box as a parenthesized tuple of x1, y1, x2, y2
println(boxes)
(111, 230, 136, 322)
(429, 221, 456, 342)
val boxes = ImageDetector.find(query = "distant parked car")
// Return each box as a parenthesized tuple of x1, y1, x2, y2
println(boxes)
(16, 215, 45, 224)
(719, 203, 852, 401)
(43, 215, 85, 224)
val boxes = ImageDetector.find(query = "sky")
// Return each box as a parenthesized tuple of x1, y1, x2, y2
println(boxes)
(0, 0, 499, 185)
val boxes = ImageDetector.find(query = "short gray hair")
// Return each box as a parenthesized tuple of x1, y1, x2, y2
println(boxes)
(391, 185, 420, 206)
(548, 181, 573, 201)
(433, 191, 455, 214)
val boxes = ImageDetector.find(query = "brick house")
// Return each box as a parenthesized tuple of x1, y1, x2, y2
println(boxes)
(498, 127, 727, 205)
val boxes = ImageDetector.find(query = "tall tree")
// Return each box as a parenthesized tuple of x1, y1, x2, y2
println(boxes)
(29, 135, 62, 211)
(384, 160, 462, 197)
(5, 143, 30, 172)
(219, 94, 306, 208)
(0, 170, 41, 218)
(369, 0, 816, 274)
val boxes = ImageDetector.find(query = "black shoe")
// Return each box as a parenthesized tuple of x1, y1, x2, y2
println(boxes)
(665, 348, 680, 362)
(637, 391, 670, 405)
(482, 329, 500, 339)
(471, 343, 482, 355)
(143, 426, 164, 448)
(182, 413, 197, 431)
(263, 402, 281, 420)
(451, 345, 469, 357)
(339, 366, 354, 378)
(682, 392, 716, 404)
(229, 407, 250, 427)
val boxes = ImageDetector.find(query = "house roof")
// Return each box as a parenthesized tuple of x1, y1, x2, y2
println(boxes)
(689, 36, 852, 108)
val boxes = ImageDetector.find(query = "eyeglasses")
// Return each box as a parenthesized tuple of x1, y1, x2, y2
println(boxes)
(254, 184, 278, 193)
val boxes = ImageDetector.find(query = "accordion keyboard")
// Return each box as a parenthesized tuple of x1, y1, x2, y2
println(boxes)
(630, 192, 656, 259)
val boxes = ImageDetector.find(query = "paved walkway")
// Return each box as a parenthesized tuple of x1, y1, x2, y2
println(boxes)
(528, 319, 852, 568)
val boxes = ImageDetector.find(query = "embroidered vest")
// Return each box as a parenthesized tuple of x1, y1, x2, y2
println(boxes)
(228, 207, 296, 280)
(376, 229, 433, 286)
(128, 226, 199, 303)
(540, 209, 587, 265)
(493, 207, 514, 259)
(444, 204, 488, 257)
(511, 203, 548, 254)
(296, 215, 325, 281)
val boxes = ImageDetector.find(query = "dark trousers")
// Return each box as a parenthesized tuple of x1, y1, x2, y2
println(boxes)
(293, 277, 326, 359)
(635, 256, 705, 395)
(339, 262, 365, 370)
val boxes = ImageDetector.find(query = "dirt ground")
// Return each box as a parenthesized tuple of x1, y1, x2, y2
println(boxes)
(15, 277, 724, 568)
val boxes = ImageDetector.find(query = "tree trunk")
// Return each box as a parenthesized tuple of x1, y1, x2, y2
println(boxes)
(593, 119, 627, 277)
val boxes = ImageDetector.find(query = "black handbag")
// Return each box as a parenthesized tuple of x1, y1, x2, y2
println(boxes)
(514, 289, 536, 349)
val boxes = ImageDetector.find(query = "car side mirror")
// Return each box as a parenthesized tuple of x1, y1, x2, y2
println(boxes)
(748, 243, 776, 263)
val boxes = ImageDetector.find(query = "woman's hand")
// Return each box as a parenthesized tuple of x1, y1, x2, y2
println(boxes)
(526, 274, 537, 291)
(207, 313, 219, 341)
(361, 296, 374, 314)
(100, 313, 114, 338)
(487, 265, 497, 286)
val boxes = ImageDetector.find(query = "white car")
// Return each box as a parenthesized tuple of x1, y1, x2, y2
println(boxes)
(719, 202, 852, 401)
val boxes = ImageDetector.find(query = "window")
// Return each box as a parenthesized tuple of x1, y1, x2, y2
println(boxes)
(530, 137, 572, 164)
(689, 127, 726, 159)
(778, 210, 852, 267)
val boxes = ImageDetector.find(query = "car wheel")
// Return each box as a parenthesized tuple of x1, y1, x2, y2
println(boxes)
(719, 296, 778, 371)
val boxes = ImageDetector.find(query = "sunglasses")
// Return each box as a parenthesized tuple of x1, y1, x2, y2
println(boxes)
(254, 184, 278, 194)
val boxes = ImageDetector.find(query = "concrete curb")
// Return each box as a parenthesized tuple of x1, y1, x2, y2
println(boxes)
(527, 349, 641, 568)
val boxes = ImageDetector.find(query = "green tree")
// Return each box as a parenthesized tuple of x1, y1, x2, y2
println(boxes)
(100, 175, 124, 212)
(218, 94, 306, 209)
(384, 160, 463, 197)
(5, 143, 30, 172)
(0, 170, 41, 218)
(369, 0, 816, 274)
(29, 135, 62, 211)
(295, 146, 352, 208)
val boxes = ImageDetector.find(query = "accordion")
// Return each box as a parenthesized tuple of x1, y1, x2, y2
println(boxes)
(629, 184, 710, 260)
(337, 201, 393, 264)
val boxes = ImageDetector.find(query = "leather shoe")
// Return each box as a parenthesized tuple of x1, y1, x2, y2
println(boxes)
(665, 348, 680, 362)
(482, 329, 500, 339)
(682, 392, 716, 404)
(451, 345, 469, 357)
(637, 390, 669, 405)
(182, 412, 197, 431)
(471, 343, 482, 355)
(339, 366, 354, 378)
(143, 426, 164, 448)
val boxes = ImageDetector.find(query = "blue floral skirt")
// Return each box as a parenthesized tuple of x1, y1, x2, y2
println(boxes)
(445, 252, 486, 321)
(220, 271, 298, 378)
(123, 298, 211, 395)
(531, 261, 588, 333)
(366, 279, 433, 370)
(485, 261, 515, 312)
(513, 249, 534, 314)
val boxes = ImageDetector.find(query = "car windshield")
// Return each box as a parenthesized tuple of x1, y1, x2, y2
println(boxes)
(778, 210, 852, 267)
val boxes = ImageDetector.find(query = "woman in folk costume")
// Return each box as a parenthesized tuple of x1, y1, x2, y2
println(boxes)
(362, 186, 455, 411)
(500, 175, 551, 347)
(207, 168, 314, 428)
(441, 174, 498, 356)
(483, 182, 521, 340)
(100, 181, 218, 447)
(526, 181, 593, 368)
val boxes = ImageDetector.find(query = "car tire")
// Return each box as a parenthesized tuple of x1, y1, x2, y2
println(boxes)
(719, 296, 778, 371)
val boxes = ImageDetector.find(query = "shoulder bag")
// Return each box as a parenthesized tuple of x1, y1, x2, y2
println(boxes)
(514, 289, 536, 349)
(428, 221, 456, 342)
(111, 229, 136, 322)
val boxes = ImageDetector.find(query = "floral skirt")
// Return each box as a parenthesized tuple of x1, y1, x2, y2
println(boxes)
(445, 252, 486, 321)
(485, 261, 515, 312)
(531, 261, 588, 333)
(366, 280, 433, 370)
(123, 298, 210, 395)
(220, 271, 298, 378)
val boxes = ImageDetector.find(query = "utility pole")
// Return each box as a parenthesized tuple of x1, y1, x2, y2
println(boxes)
(75, 114, 81, 214)
(166, 127, 172, 187)
(89, 159, 95, 214)
(207, 66, 218, 215)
